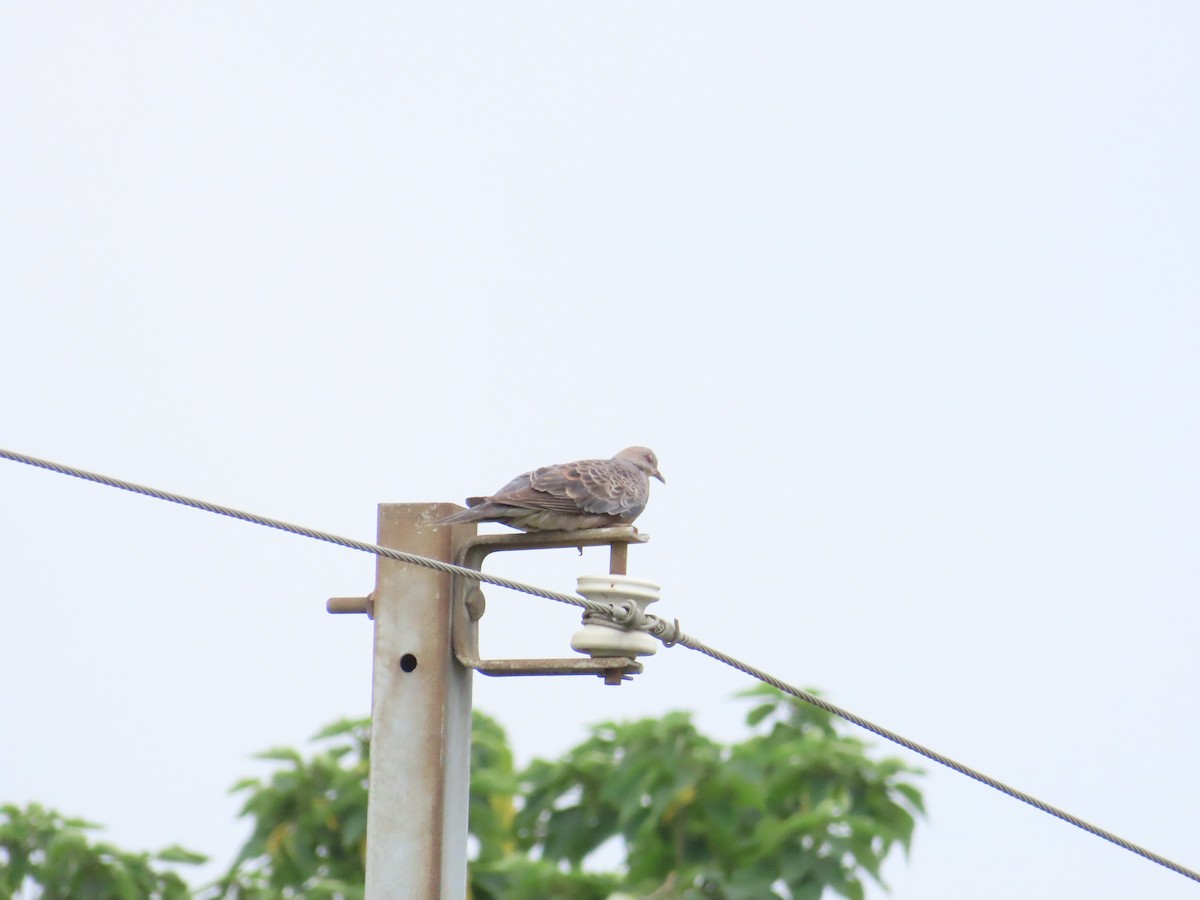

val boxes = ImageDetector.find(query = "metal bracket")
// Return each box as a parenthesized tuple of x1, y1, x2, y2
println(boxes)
(452, 526, 649, 685)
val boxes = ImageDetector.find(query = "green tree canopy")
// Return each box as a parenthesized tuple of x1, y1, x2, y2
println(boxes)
(212, 688, 922, 900)
(512, 687, 922, 900)
(1, 690, 923, 900)
(0, 803, 204, 900)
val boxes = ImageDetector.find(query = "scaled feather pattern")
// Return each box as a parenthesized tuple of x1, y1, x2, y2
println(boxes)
(439, 447, 665, 532)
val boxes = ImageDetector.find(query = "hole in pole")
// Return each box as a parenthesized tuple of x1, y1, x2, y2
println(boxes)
(399, 653, 418, 673)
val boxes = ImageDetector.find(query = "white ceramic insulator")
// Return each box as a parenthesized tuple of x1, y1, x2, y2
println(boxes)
(570, 575, 662, 658)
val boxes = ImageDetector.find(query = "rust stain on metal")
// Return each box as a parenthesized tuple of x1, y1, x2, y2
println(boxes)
(609, 542, 629, 575)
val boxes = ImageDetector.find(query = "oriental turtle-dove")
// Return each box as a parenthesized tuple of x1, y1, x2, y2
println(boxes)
(439, 447, 665, 532)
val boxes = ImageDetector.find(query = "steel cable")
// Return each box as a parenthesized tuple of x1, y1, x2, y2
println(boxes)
(0, 447, 611, 616)
(2, 446, 1197, 885)
(672, 635, 1200, 884)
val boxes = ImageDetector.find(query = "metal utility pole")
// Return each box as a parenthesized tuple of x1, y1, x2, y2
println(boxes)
(328, 505, 656, 900)
(364, 503, 472, 900)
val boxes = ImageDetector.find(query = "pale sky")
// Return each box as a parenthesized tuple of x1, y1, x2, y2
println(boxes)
(2, 3, 1198, 898)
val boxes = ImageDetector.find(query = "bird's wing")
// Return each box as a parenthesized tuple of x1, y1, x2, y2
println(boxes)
(483, 465, 581, 512)
(526, 458, 646, 516)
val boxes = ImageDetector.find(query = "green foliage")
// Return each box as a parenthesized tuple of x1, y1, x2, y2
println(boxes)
(469, 856, 619, 900)
(205, 711, 576, 900)
(212, 691, 922, 900)
(467, 713, 620, 900)
(206, 717, 371, 900)
(5, 693, 924, 900)
(0, 803, 203, 900)
(515, 686, 924, 899)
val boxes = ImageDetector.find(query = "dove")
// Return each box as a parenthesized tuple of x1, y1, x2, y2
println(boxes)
(439, 447, 665, 532)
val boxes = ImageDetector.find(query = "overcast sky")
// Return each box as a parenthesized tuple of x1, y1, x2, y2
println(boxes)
(2, 3, 1198, 898)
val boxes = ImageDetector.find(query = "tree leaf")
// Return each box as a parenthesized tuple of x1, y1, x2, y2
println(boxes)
(155, 844, 209, 865)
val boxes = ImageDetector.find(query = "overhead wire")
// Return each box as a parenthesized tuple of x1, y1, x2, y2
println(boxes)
(2, 445, 1197, 886)
(0, 448, 613, 616)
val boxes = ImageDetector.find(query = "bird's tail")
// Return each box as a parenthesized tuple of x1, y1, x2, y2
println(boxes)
(436, 506, 483, 525)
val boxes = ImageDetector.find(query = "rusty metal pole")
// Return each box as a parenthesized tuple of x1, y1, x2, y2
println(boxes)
(609, 541, 628, 576)
(365, 503, 472, 900)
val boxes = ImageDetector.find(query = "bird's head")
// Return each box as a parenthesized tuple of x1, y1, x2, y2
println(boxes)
(616, 446, 665, 483)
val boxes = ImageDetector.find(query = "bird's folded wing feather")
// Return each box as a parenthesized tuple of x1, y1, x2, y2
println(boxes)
(484, 466, 581, 512)
(529, 460, 645, 516)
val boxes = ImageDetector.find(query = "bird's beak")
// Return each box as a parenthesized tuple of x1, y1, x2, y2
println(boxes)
(653, 470, 666, 484)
